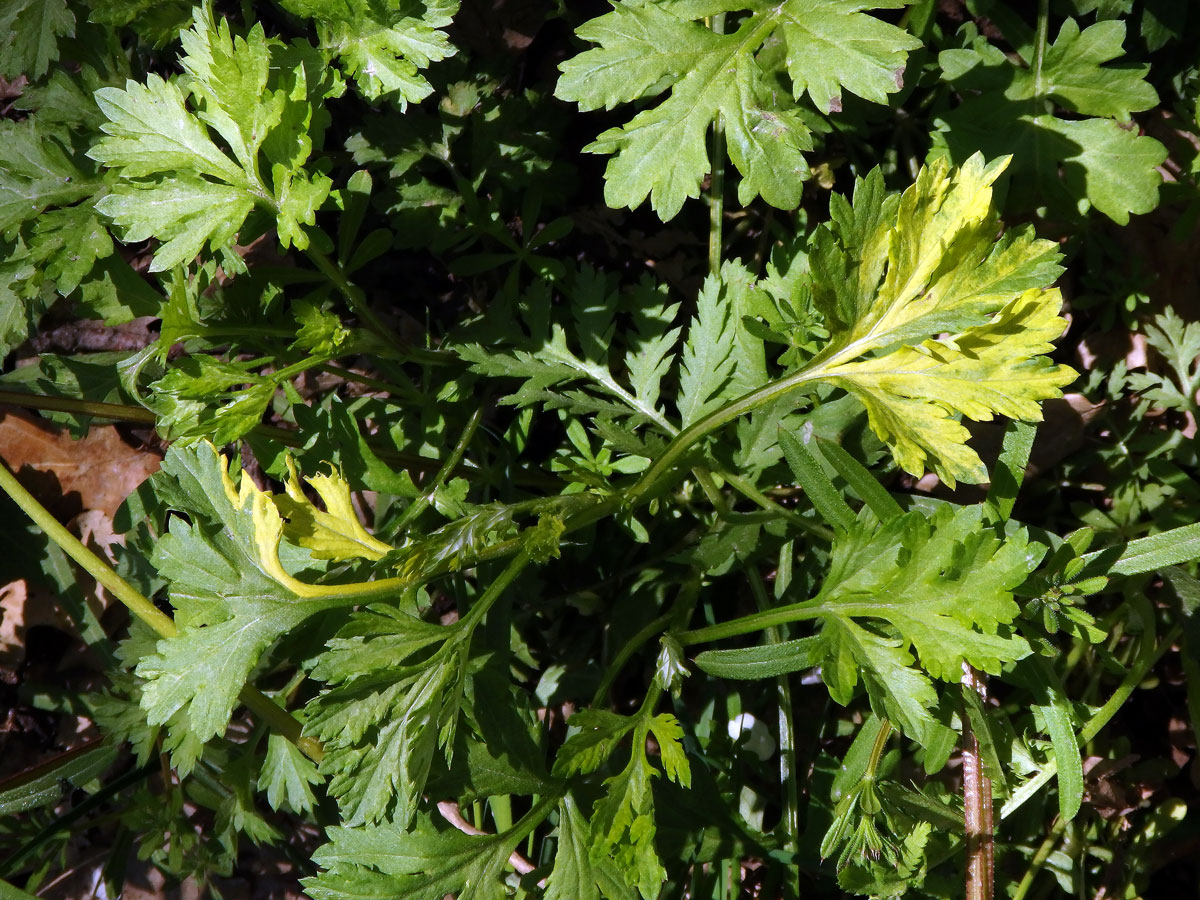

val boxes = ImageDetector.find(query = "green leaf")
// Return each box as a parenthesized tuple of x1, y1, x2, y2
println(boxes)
(546, 794, 638, 900)
(0, 743, 118, 815)
(303, 602, 488, 827)
(306, 815, 515, 900)
(794, 505, 1041, 740)
(811, 435, 903, 521)
(278, 0, 459, 107)
(546, 794, 601, 900)
(96, 177, 255, 272)
(556, 0, 917, 219)
(589, 731, 665, 899)
(778, 0, 920, 114)
(458, 270, 680, 437)
(148, 356, 275, 445)
(0, 121, 98, 233)
(89, 5, 336, 270)
(646, 713, 690, 788)
(259, 733, 322, 815)
(1081, 522, 1200, 577)
(779, 428, 856, 532)
(1016, 656, 1083, 822)
(26, 206, 114, 296)
(934, 19, 1166, 223)
(1128, 307, 1200, 411)
(135, 444, 349, 766)
(677, 266, 736, 426)
(0, 0, 74, 80)
(553, 709, 638, 778)
(801, 155, 1076, 486)
(695, 636, 823, 680)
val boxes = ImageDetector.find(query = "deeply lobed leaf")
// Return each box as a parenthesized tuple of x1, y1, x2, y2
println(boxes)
(556, 0, 919, 219)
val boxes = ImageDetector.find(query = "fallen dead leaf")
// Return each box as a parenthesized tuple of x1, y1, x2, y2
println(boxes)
(0, 412, 162, 671)
(0, 409, 161, 519)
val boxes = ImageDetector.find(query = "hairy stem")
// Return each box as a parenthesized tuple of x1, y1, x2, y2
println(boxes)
(962, 663, 994, 900)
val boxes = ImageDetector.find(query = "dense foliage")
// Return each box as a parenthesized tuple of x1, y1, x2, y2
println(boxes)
(2, 1, 1200, 898)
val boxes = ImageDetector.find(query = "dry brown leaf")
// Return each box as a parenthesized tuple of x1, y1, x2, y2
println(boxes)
(0, 410, 160, 519)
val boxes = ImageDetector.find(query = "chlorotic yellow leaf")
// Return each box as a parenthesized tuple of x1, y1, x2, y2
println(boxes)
(274, 457, 391, 562)
(824, 290, 1075, 486)
(800, 154, 1077, 485)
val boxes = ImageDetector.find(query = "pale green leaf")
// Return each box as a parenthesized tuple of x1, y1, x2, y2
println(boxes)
(94, 177, 254, 272)
(558, 0, 917, 218)
(91, 75, 246, 184)
(824, 290, 1075, 485)
(274, 458, 392, 562)
(88, 5, 334, 268)
(1036, 18, 1157, 118)
(279, 0, 459, 107)
(734, 504, 1045, 741)
(779, 0, 921, 113)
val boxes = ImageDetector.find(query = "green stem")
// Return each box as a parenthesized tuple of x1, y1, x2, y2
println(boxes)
(321, 362, 418, 398)
(304, 246, 450, 366)
(1032, 0, 1051, 109)
(625, 367, 821, 507)
(866, 717, 893, 776)
(508, 791, 564, 846)
(392, 401, 487, 536)
(747, 568, 799, 897)
(237, 686, 324, 762)
(722, 470, 834, 541)
(675, 597, 825, 646)
(0, 389, 157, 425)
(593, 580, 701, 707)
(1000, 622, 1181, 820)
(459, 549, 533, 634)
(0, 459, 177, 639)
(693, 466, 730, 517)
(0, 458, 323, 761)
(270, 352, 337, 384)
(1011, 816, 1067, 900)
(592, 610, 676, 708)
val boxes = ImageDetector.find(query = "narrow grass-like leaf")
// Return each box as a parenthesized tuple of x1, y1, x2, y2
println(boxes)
(811, 435, 902, 521)
(779, 428, 855, 532)
(694, 636, 822, 680)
